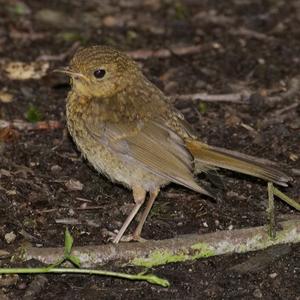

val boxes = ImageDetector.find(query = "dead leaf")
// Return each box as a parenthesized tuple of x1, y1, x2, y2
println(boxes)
(6, 190, 17, 196)
(0, 275, 18, 287)
(0, 90, 13, 103)
(65, 179, 84, 191)
(4, 61, 49, 80)
(0, 127, 19, 142)
(0, 169, 12, 177)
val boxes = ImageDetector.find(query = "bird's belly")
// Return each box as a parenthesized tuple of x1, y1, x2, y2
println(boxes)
(68, 123, 168, 192)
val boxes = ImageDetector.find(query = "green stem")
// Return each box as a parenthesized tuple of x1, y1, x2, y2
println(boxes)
(0, 267, 169, 287)
(272, 186, 300, 211)
(267, 183, 276, 239)
(46, 257, 66, 270)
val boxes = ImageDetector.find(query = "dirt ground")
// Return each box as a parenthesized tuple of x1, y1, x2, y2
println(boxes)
(0, 0, 299, 299)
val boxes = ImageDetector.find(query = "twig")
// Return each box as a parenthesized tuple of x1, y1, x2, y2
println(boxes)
(75, 205, 104, 211)
(229, 27, 274, 41)
(37, 42, 80, 62)
(272, 102, 299, 116)
(0, 119, 62, 131)
(127, 45, 202, 60)
(14, 219, 300, 268)
(192, 11, 234, 26)
(174, 92, 251, 104)
(55, 218, 101, 228)
(267, 76, 300, 103)
(55, 218, 82, 225)
(173, 75, 300, 105)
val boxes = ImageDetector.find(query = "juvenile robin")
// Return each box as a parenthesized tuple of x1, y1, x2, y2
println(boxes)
(58, 45, 291, 243)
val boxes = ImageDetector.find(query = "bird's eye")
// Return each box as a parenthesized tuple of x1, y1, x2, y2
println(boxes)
(93, 69, 106, 79)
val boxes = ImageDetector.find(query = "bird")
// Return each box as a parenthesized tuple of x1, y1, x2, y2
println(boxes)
(57, 45, 292, 243)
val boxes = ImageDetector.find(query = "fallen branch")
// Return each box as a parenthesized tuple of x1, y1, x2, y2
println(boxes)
(3, 229, 169, 287)
(13, 219, 300, 268)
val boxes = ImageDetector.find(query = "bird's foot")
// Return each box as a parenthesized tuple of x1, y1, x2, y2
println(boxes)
(104, 230, 147, 243)
(116, 233, 147, 243)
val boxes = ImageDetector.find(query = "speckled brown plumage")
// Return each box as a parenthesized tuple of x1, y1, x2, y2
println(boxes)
(60, 45, 292, 243)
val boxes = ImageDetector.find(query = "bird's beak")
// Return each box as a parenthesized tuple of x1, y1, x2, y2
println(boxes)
(53, 67, 87, 80)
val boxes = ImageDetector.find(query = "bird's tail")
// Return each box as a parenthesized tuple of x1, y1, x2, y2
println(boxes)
(186, 140, 292, 186)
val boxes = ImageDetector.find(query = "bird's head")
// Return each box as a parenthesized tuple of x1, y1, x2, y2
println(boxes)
(56, 45, 141, 98)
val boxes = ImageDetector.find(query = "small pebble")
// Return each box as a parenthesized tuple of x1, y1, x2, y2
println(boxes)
(65, 179, 83, 191)
(68, 208, 75, 216)
(5, 231, 16, 244)
(253, 288, 263, 298)
(51, 165, 62, 173)
(269, 273, 278, 278)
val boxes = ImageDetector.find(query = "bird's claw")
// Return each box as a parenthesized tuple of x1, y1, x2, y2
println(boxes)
(106, 231, 147, 243)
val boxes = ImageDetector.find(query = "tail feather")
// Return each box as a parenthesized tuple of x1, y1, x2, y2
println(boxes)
(186, 140, 292, 187)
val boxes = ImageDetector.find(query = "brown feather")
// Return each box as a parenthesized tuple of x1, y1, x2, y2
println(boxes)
(186, 140, 292, 186)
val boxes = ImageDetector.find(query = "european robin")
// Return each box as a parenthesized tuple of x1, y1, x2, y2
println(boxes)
(57, 45, 291, 243)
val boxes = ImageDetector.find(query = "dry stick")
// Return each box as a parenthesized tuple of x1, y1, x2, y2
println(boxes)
(14, 219, 300, 268)
(127, 44, 202, 60)
(174, 74, 300, 104)
(0, 119, 61, 131)
(174, 92, 250, 104)
(229, 27, 274, 41)
(268, 76, 300, 104)
(37, 42, 80, 61)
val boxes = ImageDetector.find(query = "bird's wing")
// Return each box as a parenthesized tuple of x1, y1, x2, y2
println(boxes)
(86, 118, 212, 196)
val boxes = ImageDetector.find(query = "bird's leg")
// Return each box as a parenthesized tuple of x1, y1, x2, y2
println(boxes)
(113, 186, 146, 244)
(132, 189, 160, 240)
(267, 182, 276, 239)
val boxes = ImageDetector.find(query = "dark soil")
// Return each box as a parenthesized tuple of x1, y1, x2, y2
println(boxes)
(0, 0, 299, 299)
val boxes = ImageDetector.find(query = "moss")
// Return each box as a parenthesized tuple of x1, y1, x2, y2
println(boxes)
(11, 245, 28, 263)
(131, 250, 189, 268)
(191, 242, 215, 258)
(25, 104, 42, 123)
(131, 243, 216, 267)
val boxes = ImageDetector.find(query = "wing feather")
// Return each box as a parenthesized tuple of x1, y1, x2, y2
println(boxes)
(86, 118, 212, 196)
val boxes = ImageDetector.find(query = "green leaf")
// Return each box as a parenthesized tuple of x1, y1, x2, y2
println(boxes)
(68, 255, 81, 268)
(7, 2, 31, 15)
(174, 1, 188, 20)
(143, 274, 170, 287)
(64, 228, 73, 256)
(56, 32, 86, 43)
(198, 102, 207, 114)
(25, 104, 42, 123)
